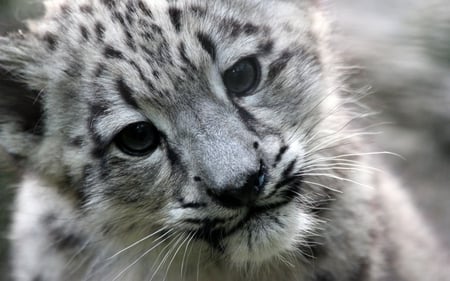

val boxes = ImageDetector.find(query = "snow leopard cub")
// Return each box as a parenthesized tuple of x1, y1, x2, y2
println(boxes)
(0, 0, 448, 280)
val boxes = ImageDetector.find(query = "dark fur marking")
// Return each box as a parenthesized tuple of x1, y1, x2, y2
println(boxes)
(242, 23, 259, 35)
(190, 5, 206, 16)
(153, 70, 160, 79)
(112, 11, 126, 26)
(283, 159, 296, 178)
(104, 45, 124, 59)
(178, 198, 207, 209)
(258, 40, 274, 55)
(274, 145, 288, 166)
(127, 60, 156, 92)
(60, 4, 71, 15)
(267, 51, 293, 83)
(179, 42, 197, 70)
(80, 4, 93, 14)
(63, 58, 83, 78)
(48, 226, 84, 250)
(231, 101, 257, 134)
(228, 20, 259, 37)
(116, 77, 139, 109)
(124, 29, 137, 51)
(196, 32, 216, 61)
(138, 0, 153, 18)
(94, 63, 106, 77)
(253, 142, 259, 149)
(152, 23, 163, 35)
(95, 22, 106, 42)
(43, 32, 58, 51)
(193, 176, 202, 182)
(166, 145, 181, 167)
(88, 103, 109, 158)
(125, 9, 134, 25)
(168, 7, 182, 32)
(101, 0, 117, 9)
(69, 136, 84, 147)
(80, 25, 89, 40)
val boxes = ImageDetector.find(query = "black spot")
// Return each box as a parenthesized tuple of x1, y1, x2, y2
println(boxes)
(80, 4, 93, 14)
(282, 159, 296, 178)
(232, 101, 257, 134)
(242, 23, 259, 35)
(178, 198, 207, 209)
(64, 61, 82, 79)
(274, 145, 288, 165)
(258, 40, 274, 55)
(43, 32, 58, 51)
(60, 4, 71, 15)
(190, 5, 206, 16)
(138, 0, 153, 18)
(166, 146, 181, 167)
(127, 60, 156, 93)
(80, 25, 90, 41)
(151, 23, 163, 35)
(94, 63, 106, 77)
(179, 42, 197, 70)
(125, 10, 134, 25)
(42, 213, 57, 225)
(104, 45, 124, 59)
(95, 22, 106, 42)
(153, 70, 160, 79)
(124, 30, 137, 51)
(253, 142, 259, 149)
(228, 20, 259, 37)
(196, 32, 216, 61)
(101, 0, 117, 9)
(193, 176, 202, 182)
(112, 11, 126, 26)
(116, 77, 139, 109)
(267, 51, 293, 83)
(70, 136, 84, 147)
(88, 103, 109, 158)
(168, 7, 182, 32)
(48, 227, 84, 250)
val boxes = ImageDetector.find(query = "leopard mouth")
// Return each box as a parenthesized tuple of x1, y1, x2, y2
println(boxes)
(190, 180, 303, 253)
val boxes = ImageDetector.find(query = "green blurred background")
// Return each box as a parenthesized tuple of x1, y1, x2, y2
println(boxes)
(0, 1, 44, 278)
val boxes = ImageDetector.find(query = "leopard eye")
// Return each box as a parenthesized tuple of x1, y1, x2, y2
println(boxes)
(223, 57, 261, 97)
(114, 122, 160, 156)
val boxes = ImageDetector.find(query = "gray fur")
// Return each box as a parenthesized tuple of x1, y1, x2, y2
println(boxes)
(0, 0, 448, 280)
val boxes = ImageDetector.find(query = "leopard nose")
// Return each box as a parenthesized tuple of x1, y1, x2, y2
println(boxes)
(207, 162, 267, 208)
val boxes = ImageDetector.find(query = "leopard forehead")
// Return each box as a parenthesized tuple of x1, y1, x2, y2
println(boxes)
(30, 0, 316, 122)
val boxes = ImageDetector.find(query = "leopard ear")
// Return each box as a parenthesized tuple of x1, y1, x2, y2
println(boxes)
(0, 35, 45, 162)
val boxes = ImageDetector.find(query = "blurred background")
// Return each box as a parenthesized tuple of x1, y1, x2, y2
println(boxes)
(0, 0, 449, 279)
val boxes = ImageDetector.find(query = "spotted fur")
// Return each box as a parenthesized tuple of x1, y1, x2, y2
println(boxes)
(0, 0, 448, 280)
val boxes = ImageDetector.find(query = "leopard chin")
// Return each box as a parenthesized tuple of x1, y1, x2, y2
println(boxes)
(219, 203, 314, 266)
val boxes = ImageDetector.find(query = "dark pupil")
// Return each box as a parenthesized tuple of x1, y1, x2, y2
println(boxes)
(224, 59, 257, 95)
(116, 122, 158, 156)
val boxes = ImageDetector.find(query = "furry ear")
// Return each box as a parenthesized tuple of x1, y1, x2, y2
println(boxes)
(0, 35, 45, 161)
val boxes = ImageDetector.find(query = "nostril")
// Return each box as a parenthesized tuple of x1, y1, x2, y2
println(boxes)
(207, 161, 267, 208)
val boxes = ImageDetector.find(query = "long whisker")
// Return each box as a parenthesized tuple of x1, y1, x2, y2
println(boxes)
(149, 233, 185, 281)
(107, 227, 169, 260)
(180, 232, 196, 280)
(111, 230, 176, 281)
